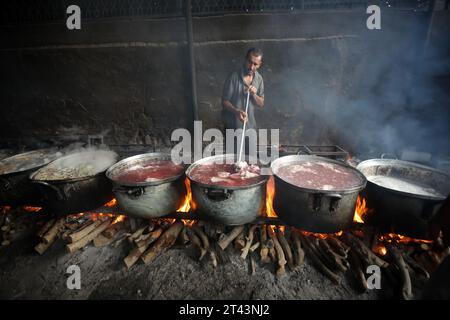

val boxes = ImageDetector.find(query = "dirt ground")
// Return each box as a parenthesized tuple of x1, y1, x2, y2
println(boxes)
(0, 227, 398, 300)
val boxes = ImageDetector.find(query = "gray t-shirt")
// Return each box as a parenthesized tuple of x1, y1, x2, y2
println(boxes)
(222, 67, 264, 130)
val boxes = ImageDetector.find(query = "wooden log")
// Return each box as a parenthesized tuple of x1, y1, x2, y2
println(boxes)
(192, 224, 210, 252)
(267, 239, 276, 262)
(123, 229, 163, 269)
(42, 218, 64, 244)
(388, 245, 413, 300)
(276, 228, 295, 271)
(326, 236, 350, 256)
(93, 233, 115, 247)
(209, 248, 218, 268)
(250, 242, 260, 253)
(259, 225, 270, 264)
(249, 252, 257, 275)
(310, 237, 342, 272)
(402, 252, 430, 279)
(178, 225, 190, 245)
(268, 227, 286, 277)
(135, 228, 163, 251)
(348, 248, 368, 291)
(217, 225, 245, 250)
(128, 225, 147, 243)
(241, 225, 257, 260)
(291, 231, 305, 268)
(234, 227, 246, 251)
(37, 219, 55, 238)
(299, 233, 340, 284)
(342, 233, 389, 268)
(186, 227, 206, 260)
(141, 222, 183, 265)
(67, 220, 102, 243)
(318, 238, 349, 272)
(103, 221, 125, 239)
(66, 219, 111, 253)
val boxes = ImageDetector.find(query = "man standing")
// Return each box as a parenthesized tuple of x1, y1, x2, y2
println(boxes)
(222, 48, 265, 154)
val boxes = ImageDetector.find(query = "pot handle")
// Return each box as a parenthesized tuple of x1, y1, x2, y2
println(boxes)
(113, 186, 146, 198)
(309, 193, 342, 212)
(32, 181, 66, 201)
(325, 193, 343, 212)
(204, 188, 233, 201)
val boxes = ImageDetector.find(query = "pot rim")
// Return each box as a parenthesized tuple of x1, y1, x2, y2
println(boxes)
(30, 150, 118, 183)
(0, 148, 61, 177)
(357, 158, 450, 201)
(271, 155, 367, 194)
(186, 154, 268, 190)
(106, 152, 186, 187)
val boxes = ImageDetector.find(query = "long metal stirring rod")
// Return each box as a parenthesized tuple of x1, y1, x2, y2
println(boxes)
(237, 89, 251, 164)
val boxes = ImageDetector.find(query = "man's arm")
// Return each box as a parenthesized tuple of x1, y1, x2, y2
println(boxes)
(223, 99, 247, 122)
(248, 78, 264, 108)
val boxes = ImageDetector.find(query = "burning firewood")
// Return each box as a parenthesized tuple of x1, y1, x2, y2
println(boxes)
(388, 245, 413, 300)
(267, 239, 276, 262)
(241, 225, 257, 260)
(342, 233, 389, 268)
(268, 227, 286, 277)
(124, 228, 163, 269)
(299, 233, 340, 284)
(218, 225, 245, 250)
(67, 220, 102, 243)
(275, 228, 294, 271)
(141, 222, 183, 265)
(66, 218, 112, 253)
(291, 231, 305, 268)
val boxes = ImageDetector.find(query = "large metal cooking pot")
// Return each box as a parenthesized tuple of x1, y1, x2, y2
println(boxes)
(186, 154, 268, 225)
(0, 148, 62, 206)
(357, 159, 450, 239)
(106, 153, 186, 219)
(271, 155, 367, 233)
(30, 150, 118, 215)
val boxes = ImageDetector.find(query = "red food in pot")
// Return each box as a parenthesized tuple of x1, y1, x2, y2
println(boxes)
(114, 160, 184, 183)
(189, 163, 264, 187)
(276, 161, 362, 190)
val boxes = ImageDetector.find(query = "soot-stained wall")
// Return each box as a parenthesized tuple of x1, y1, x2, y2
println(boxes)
(1, 10, 449, 156)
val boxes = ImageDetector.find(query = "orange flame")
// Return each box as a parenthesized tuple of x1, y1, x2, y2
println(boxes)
(379, 233, 433, 245)
(265, 176, 285, 232)
(301, 230, 343, 239)
(111, 215, 126, 225)
(22, 206, 42, 213)
(374, 244, 388, 256)
(177, 178, 195, 226)
(353, 195, 371, 223)
(104, 198, 117, 207)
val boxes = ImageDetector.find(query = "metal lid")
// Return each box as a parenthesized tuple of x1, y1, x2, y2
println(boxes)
(31, 150, 118, 182)
(0, 148, 62, 176)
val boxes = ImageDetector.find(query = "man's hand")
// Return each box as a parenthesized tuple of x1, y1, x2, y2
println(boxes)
(238, 110, 248, 123)
(248, 85, 257, 96)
